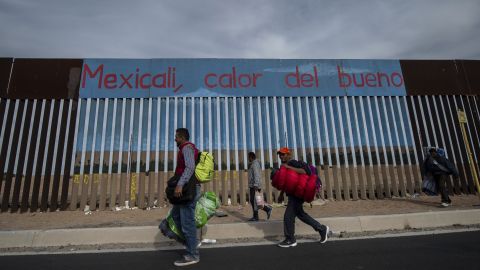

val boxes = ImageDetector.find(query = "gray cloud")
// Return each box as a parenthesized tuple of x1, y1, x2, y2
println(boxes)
(0, 0, 479, 59)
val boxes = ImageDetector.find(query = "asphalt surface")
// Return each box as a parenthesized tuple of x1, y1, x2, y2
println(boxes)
(1, 231, 479, 270)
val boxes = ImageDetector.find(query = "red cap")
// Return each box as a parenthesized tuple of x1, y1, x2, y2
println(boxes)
(277, 147, 291, 155)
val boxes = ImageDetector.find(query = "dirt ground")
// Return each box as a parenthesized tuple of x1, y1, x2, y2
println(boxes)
(0, 195, 479, 231)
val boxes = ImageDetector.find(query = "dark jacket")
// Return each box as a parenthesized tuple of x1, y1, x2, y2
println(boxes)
(423, 155, 459, 177)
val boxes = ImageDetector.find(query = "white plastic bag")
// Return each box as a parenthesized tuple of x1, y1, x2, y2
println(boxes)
(255, 191, 264, 208)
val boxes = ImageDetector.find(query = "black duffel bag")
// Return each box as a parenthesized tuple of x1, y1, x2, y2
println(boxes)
(165, 174, 196, 204)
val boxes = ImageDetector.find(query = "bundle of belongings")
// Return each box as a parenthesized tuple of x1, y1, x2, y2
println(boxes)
(159, 191, 220, 243)
(271, 166, 321, 203)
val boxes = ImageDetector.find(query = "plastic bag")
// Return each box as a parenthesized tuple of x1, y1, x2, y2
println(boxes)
(159, 192, 221, 242)
(422, 175, 437, 196)
(255, 191, 264, 208)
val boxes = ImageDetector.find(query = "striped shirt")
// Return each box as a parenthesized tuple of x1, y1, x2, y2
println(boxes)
(177, 144, 196, 186)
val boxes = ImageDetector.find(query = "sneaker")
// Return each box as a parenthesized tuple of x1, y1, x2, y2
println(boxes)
(278, 239, 297, 248)
(174, 255, 199, 267)
(319, 225, 330, 243)
(248, 217, 259, 222)
(266, 207, 272, 220)
(441, 202, 450, 207)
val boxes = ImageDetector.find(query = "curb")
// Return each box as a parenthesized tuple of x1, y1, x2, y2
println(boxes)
(1, 209, 479, 249)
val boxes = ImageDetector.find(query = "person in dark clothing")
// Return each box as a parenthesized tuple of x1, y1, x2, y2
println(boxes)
(423, 147, 459, 207)
(276, 147, 330, 248)
(247, 152, 272, 221)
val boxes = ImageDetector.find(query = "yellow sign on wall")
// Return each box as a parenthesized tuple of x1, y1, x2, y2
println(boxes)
(457, 110, 467, 123)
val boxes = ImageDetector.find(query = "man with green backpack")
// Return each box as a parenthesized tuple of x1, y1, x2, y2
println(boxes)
(169, 128, 201, 266)
(165, 128, 215, 267)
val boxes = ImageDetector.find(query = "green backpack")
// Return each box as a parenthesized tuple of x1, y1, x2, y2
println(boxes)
(195, 152, 215, 183)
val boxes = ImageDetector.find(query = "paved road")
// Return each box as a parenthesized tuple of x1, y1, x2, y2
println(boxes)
(1, 231, 479, 270)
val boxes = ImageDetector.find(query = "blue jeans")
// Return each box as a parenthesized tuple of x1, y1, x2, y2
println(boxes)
(171, 184, 201, 259)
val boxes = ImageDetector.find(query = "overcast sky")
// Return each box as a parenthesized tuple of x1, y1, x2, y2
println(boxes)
(0, 0, 479, 59)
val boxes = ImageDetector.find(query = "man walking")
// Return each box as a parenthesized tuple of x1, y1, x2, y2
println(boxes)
(423, 147, 459, 207)
(247, 152, 272, 221)
(276, 147, 330, 248)
(171, 128, 201, 266)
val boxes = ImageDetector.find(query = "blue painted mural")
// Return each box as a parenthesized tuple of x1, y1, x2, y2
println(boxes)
(80, 59, 406, 98)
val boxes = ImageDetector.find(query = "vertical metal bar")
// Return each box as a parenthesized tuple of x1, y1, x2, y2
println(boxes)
(146, 98, 152, 207)
(40, 100, 55, 207)
(79, 99, 91, 209)
(425, 96, 439, 146)
(24, 100, 38, 177)
(321, 97, 333, 199)
(438, 96, 458, 160)
(13, 100, 29, 177)
(373, 97, 392, 198)
(119, 98, 126, 175)
(191, 97, 195, 144)
(359, 96, 375, 199)
(249, 97, 255, 152)
(297, 97, 306, 162)
(225, 97, 231, 204)
(380, 96, 399, 197)
(137, 99, 143, 172)
(108, 99, 117, 208)
(265, 97, 273, 168)
(4, 100, 19, 174)
(336, 97, 351, 200)
(453, 96, 474, 192)
(344, 97, 359, 200)
(118, 98, 130, 206)
(173, 97, 178, 169)
(216, 97, 222, 198)
(49, 100, 64, 206)
(0, 100, 10, 152)
(367, 97, 383, 199)
(90, 99, 100, 176)
(264, 97, 273, 203)
(240, 97, 247, 204)
(155, 98, 162, 205)
(417, 96, 432, 147)
(352, 97, 367, 199)
(460, 96, 478, 162)
(281, 97, 288, 149)
(99, 99, 109, 189)
(329, 97, 342, 200)
(289, 97, 298, 160)
(208, 97, 213, 156)
(233, 97, 239, 169)
(21, 100, 38, 210)
(155, 98, 161, 173)
(147, 98, 152, 174)
(305, 97, 315, 165)
(389, 96, 408, 196)
(87, 99, 100, 210)
(164, 97, 170, 172)
(273, 96, 281, 165)
(313, 97, 324, 168)
(241, 97, 247, 167)
(200, 97, 204, 151)
(408, 96, 424, 163)
(432, 96, 448, 153)
(182, 97, 187, 128)
(459, 96, 479, 193)
(257, 97, 265, 167)
(403, 96, 423, 193)
(69, 100, 81, 210)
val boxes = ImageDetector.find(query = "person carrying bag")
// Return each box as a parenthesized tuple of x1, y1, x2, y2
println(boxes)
(166, 128, 201, 267)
